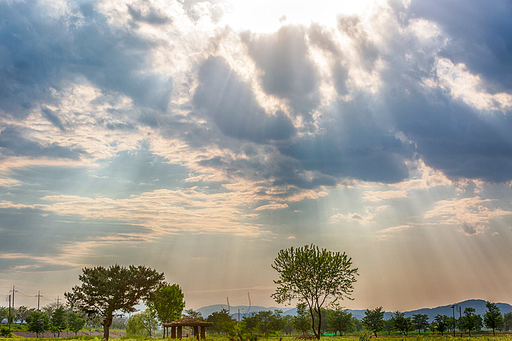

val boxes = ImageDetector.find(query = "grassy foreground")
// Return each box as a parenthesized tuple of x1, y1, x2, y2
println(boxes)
(2, 335, 512, 341)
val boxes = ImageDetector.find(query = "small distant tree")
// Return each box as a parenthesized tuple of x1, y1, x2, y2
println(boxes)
(293, 303, 311, 335)
(362, 307, 385, 337)
(147, 283, 185, 324)
(484, 301, 503, 336)
(51, 306, 68, 337)
(459, 307, 482, 336)
(26, 310, 50, 337)
(431, 314, 449, 336)
(271, 244, 358, 339)
(383, 319, 394, 335)
(327, 308, 355, 335)
(282, 315, 294, 335)
(65, 264, 164, 340)
(391, 311, 413, 336)
(206, 309, 234, 334)
(17, 306, 30, 324)
(67, 312, 86, 335)
(503, 312, 512, 331)
(412, 314, 429, 334)
(126, 313, 146, 336)
(183, 309, 203, 320)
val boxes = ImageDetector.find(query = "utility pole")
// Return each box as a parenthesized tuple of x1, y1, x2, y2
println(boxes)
(55, 295, 61, 308)
(8, 294, 11, 331)
(9, 285, 18, 310)
(35, 291, 43, 310)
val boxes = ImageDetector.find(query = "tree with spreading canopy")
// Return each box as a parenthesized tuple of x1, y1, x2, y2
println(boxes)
(147, 283, 185, 324)
(362, 307, 385, 337)
(391, 311, 413, 336)
(412, 314, 429, 334)
(67, 312, 86, 336)
(26, 310, 50, 337)
(65, 264, 164, 340)
(271, 244, 358, 339)
(431, 314, 450, 336)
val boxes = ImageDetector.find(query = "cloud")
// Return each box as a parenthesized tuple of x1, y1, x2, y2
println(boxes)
(405, 0, 512, 94)
(0, 0, 172, 119)
(279, 96, 411, 184)
(424, 196, 512, 235)
(241, 25, 320, 119)
(193, 55, 297, 143)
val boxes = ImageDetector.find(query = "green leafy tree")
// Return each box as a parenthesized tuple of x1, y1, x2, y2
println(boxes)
(282, 315, 294, 335)
(51, 306, 68, 337)
(484, 301, 503, 336)
(17, 306, 30, 324)
(242, 314, 260, 334)
(459, 307, 482, 336)
(293, 303, 312, 335)
(412, 314, 429, 334)
(147, 283, 185, 324)
(126, 313, 146, 336)
(362, 307, 385, 337)
(431, 314, 449, 336)
(65, 264, 164, 340)
(327, 309, 355, 335)
(0, 307, 8, 325)
(140, 309, 159, 337)
(26, 310, 50, 337)
(391, 311, 413, 336)
(183, 309, 203, 320)
(67, 312, 86, 335)
(271, 244, 358, 339)
(503, 312, 512, 331)
(206, 309, 234, 334)
(383, 319, 394, 335)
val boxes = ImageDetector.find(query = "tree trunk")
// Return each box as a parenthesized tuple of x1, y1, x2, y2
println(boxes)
(103, 313, 113, 340)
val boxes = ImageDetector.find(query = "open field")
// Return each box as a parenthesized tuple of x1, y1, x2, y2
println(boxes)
(2, 335, 512, 341)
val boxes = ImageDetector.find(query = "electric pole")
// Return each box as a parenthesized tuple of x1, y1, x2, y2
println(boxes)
(35, 291, 43, 310)
(55, 295, 61, 308)
(7, 294, 11, 330)
(9, 285, 18, 310)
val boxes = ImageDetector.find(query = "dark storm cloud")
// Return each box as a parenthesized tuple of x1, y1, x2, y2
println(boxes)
(280, 97, 411, 184)
(386, 86, 512, 183)
(193, 55, 297, 143)
(241, 25, 320, 120)
(404, 0, 512, 94)
(0, 126, 86, 159)
(0, 0, 172, 119)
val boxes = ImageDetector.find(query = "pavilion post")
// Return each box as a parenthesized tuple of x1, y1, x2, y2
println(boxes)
(200, 326, 206, 339)
(177, 326, 183, 339)
(171, 327, 176, 339)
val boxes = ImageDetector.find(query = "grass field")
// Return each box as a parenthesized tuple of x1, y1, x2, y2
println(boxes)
(2, 335, 512, 341)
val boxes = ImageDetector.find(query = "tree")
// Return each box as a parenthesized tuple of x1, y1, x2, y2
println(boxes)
(282, 315, 294, 335)
(459, 307, 482, 336)
(140, 309, 159, 337)
(126, 313, 146, 336)
(183, 309, 203, 320)
(484, 301, 503, 336)
(431, 314, 449, 336)
(362, 307, 385, 337)
(503, 312, 512, 331)
(293, 303, 312, 335)
(391, 311, 413, 336)
(206, 309, 234, 334)
(271, 244, 358, 339)
(17, 306, 30, 325)
(412, 314, 429, 334)
(26, 310, 50, 337)
(383, 319, 394, 335)
(67, 312, 86, 335)
(51, 306, 68, 337)
(65, 264, 164, 340)
(147, 283, 185, 324)
(327, 309, 355, 335)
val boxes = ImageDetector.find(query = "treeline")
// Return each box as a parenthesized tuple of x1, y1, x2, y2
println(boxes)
(361, 302, 512, 337)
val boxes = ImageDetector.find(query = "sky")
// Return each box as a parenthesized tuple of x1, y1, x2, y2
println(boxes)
(1, 0, 512, 314)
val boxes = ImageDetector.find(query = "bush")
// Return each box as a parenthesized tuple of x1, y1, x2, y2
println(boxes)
(359, 331, 372, 341)
(0, 327, 11, 337)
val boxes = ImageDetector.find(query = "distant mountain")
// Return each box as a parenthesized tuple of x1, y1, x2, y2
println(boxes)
(195, 299, 512, 321)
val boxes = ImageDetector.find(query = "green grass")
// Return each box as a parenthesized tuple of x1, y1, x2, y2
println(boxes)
(2, 335, 512, 341)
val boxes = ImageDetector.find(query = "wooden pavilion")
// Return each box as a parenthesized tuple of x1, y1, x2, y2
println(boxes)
(162, 317, 213, 340)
